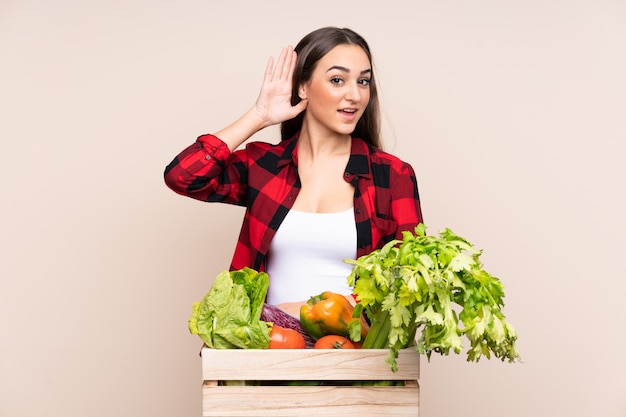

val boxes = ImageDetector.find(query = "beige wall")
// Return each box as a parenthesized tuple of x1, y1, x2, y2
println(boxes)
(1, 1, 625, 416)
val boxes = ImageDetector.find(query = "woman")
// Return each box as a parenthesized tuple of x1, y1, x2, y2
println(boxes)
(164, 27, 424, 316)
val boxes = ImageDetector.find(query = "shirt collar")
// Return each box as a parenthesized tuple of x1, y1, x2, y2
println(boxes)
(346, 137, 372, 179)
(277, 135, 299, 168)
(276, 133, 372, 179)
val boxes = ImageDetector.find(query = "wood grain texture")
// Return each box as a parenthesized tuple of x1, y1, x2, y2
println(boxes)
(201, 348, 420, 380)
(202, 385, 419, 417)
(201, 348, 420, 416)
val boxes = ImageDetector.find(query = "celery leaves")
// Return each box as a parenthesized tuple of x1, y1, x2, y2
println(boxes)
(346, 224, 520, 371)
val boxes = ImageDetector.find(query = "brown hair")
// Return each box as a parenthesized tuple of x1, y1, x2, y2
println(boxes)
(280, 27, 382, 149)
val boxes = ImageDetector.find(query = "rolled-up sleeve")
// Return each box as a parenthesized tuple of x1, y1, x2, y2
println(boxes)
(163, 134, 245, 204)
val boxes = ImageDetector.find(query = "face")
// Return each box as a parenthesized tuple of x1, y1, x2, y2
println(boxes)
(299, 44, 372, 137)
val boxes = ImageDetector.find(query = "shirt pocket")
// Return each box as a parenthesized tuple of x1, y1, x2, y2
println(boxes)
(371, 216, 398, 245)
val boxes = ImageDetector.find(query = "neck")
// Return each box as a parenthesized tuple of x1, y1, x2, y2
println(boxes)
(298, 125, 351, 161)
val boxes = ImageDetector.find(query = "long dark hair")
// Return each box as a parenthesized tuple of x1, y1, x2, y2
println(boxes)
(280, 27, 382, 149)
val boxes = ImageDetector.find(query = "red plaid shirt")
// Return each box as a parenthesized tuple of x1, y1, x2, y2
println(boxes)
(164, 133, 423, 271)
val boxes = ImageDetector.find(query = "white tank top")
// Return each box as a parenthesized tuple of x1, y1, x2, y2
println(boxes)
(266, 208, 357, 305)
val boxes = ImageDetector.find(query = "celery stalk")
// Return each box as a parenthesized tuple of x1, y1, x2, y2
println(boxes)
(361, 309, 391, 349)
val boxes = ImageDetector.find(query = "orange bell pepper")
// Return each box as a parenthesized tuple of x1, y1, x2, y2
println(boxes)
(299, 291, 369, 340)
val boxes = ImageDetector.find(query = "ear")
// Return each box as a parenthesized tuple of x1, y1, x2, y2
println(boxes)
(298, 84, 307, 100)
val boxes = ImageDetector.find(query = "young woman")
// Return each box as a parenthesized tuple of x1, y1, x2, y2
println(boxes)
(164, 27, 424, 316)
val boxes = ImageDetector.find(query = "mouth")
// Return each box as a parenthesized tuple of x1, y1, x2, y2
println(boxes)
(339, 108, 358, 114)
(338, 108, 359, 121)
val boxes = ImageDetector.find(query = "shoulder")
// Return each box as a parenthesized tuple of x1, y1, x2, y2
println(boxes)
(355, 138, 415, 174)
(239, 136, 297, 173)
(244, 136, 295, 155)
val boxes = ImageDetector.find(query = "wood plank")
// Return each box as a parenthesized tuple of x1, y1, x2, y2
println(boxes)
(201, 348, 420, 381)
(202, 385, 419, 417)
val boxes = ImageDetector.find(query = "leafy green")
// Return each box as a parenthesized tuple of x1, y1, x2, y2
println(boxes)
(188, 268, 271, 349)
(346, 224, 521, 371)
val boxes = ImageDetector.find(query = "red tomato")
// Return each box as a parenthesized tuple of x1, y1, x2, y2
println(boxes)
(313, 335, 358, 349)
(269, 326, 306, 349)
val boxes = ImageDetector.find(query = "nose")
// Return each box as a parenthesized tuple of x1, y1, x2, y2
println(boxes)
(344, 82, 361, 103)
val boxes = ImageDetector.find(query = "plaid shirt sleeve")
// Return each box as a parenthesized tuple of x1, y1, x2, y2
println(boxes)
(163, 134, 249, 206)
(164, 134, 299, 271)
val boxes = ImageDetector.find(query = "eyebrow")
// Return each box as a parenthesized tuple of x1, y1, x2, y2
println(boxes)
(326, 65, 372, 75)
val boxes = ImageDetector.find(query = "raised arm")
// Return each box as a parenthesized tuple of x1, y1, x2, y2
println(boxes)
(215, 46, 308, 151)
(164, 46, 308, 202)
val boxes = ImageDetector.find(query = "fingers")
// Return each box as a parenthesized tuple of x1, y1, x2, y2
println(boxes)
(254, 45, 303, 124)
(294, 97, 308, 113)
(263, 55, 275, 84)
(281, 46, 295, 80)
(269, 46, 295, 81)
(285, 48, 298, 82)
(274, 47, 288, 80)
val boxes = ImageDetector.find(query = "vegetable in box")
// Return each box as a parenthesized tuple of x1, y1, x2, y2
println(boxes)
(346, 223, 521, 371)
(188, 267, 271, 349)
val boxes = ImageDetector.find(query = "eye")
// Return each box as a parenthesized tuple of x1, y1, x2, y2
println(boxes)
(330, 76, 344, 85)
(358, 78, 371, 87)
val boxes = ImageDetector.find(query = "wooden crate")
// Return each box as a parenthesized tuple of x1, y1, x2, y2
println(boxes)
(201, 347, 420, 417)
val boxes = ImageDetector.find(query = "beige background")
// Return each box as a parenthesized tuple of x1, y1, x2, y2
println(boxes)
(1, 0, 625, 416)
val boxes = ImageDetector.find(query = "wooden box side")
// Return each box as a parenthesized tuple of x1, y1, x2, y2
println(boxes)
(202, 385, 420, 417)
(201, 348, 420, 381)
